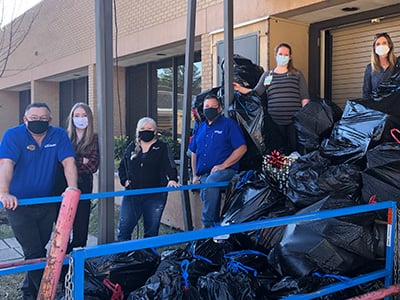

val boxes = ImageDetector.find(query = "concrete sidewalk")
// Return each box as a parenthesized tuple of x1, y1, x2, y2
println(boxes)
(0, 234, 98, 264)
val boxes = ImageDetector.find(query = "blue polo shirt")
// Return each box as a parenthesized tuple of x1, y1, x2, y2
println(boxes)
(0, 124, 75, 199)
(189, 115, 246, 175)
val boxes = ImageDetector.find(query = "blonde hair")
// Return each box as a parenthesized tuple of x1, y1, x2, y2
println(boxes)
(371, 32, 396, 72)
(66, 102, 96, 153)
(131, 117, 158, 157)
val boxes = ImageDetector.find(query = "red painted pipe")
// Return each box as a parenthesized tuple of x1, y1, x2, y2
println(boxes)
(347, 283, 400, 300)
(37, 189, 81, 300)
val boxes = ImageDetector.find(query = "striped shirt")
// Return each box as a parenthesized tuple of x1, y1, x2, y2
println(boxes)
(254, 70, 309, 125)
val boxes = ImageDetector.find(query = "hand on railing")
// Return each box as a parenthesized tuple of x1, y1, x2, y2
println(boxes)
(0, 192, 18, 210)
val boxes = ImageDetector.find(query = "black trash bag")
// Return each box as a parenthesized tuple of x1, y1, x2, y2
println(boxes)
(294, 98, 342, 153)
(109, 249, 160, 296)
(221, 54, 264, 89)
(228, 91, 266, 170)
(84, 249, 160, 299)
(372, 70, 400, 102)
(286, 150, 361, 208)
(229, 91, 265, 154)
(129, 249, 201, 299)
(268, 197, 379, 278)
(223, 249, 278, 281)
(128, 261, 201, 300)
(84, 273, 112, 300)
(221, 170, 287, 225)
(197, 270, 261, 300)
(268, 275, 337, 299)
(361, 142, 400, 206)
(320, 101, 388, 165)
(357, 90, 400, 118)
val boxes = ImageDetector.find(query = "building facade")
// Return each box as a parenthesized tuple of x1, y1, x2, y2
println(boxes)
(0, 0, 399, 141)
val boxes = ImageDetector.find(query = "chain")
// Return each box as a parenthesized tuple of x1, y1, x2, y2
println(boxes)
(64, 256, 74, 300)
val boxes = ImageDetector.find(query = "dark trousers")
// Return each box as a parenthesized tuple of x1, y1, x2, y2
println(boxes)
(67, 175, 93, 253)
(276, 123, 299, 155)
(7, 204, 58, 298)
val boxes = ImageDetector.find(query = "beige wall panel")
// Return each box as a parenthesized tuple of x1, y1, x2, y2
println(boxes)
(269, 17, 309, 81)
(0, 0, 326, 90)
(211, 19, 269, 87)
(0, 92, 19, 138)
(31, 81, 60, 125)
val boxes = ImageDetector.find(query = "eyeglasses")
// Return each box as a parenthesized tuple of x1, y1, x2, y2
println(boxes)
(27, 115, 50, 122)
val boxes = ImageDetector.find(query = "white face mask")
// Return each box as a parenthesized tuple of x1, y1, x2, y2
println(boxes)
(276, 54, 290, 66)
(73, 116, 88, 129)
(375, 45, 390, 56)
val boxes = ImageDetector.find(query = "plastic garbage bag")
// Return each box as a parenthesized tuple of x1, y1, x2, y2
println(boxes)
(197, 270, 260, 300)
(229, 91, 265, 154)
(286, 150, 361, 208)
(294, 98, 342, 153)
(320, 101, 387, 164)
(372, 70, 400, 102)
(221, 54, 264, 88)
(221, 170, 287, 225)
(361, 142, 400, 206)
(228, 92, 266, 170)
(84, 249, 160, 299)
(128, 248, 202, 299)
(268, 197, 379, 278)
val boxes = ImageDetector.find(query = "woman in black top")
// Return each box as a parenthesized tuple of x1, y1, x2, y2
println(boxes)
(117, 117, 179, 240)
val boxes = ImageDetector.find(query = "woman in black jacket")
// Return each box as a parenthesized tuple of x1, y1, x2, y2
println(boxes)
(117, 117, 179, 240)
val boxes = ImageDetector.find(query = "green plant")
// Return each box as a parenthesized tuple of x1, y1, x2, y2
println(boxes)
(114, 135, 131, 163)
(159, 135, 181, 159)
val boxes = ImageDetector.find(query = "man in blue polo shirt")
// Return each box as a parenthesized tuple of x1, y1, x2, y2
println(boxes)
(0, 102, 78, 300)
(189, 94, 247, 228)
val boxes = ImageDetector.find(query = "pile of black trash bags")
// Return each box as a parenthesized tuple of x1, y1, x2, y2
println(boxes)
(83, 61, 400, 299)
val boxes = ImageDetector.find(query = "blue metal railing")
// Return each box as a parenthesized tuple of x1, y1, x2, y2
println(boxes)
(0, 184, 397, 300)
(70, 200, 396, 299)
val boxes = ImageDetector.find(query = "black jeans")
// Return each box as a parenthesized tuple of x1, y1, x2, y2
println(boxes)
(7, 203, 58, 298)
(67, 174, 93, 253)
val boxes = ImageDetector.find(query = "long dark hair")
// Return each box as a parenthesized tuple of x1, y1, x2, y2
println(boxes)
(275, 42, 298, 74)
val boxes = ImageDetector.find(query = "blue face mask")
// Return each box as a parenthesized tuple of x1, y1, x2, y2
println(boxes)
(276, 54, 290, 67)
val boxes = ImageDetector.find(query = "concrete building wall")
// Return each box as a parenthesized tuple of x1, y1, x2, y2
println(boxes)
(0, 92, 19, 137)
(31, 81, 60, 125)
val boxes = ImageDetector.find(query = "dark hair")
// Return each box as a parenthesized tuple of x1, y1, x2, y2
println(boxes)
(274, 42, 297, 73)
(24, 102, 51, 114)
(204, 93, 219, 102)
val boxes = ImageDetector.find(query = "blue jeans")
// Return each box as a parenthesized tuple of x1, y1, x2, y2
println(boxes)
(200, 169, 236, 227)
(117, 192, 167, 240)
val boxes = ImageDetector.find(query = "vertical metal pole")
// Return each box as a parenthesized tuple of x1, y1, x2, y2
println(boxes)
(95, 0, 115, 244)
(71, 248, 86, 300)
(179, 0, 196, 231)
(223, 0, 234, 112)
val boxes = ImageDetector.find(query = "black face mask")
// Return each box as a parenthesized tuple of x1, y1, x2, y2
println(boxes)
(139, 130, 155, 142)
(27, 120, 49, 134)
(203, 107, 220, 121)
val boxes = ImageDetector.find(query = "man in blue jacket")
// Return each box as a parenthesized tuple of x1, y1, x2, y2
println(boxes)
(189, 94, 247, 228)
(0, 102, 78, 300)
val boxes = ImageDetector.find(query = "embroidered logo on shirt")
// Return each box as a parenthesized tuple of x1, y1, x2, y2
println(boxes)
(27, 144, 35, 151)
(153, 146, 160, 150)
(214, 130, 223, 134)
(44, 144, 56, 148)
